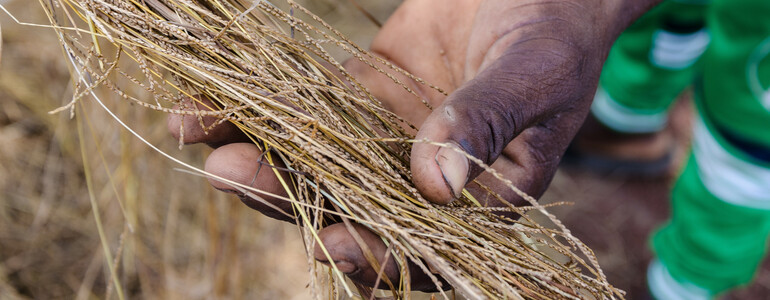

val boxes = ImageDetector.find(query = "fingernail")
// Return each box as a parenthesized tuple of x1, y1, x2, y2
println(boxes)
(333, 260, 358, 274)
(435, 143, 469, 199)
(317, 258, 358, 274)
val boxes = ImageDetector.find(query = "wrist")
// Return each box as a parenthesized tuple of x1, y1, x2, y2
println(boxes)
(601, 0, 663, 41)
(469, 0, 664, 78)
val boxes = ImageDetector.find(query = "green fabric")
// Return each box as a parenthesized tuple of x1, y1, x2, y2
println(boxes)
(601, 0, 770, 146)
(652, 152, 770, 294)
(701, 0, 770, 148)
(599, 1, 707, 113)
(695, 92, 770, 168)
(600, 0, 770, 295)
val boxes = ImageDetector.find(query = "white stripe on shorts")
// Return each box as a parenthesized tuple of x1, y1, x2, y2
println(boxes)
(591, 86, 669, 133)
(693, 116, 770, 210)
(651, 29, 710, 70)
(647, 260, 711, 300)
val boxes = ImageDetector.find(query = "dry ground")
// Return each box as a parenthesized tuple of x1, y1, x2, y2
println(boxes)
(0, 1, 768, 299)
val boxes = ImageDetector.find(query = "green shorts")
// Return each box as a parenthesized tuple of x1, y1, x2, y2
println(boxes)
(594, 0, 770, 298)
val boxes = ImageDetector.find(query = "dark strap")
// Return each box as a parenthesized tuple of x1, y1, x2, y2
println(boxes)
(717, 126, 770, 163)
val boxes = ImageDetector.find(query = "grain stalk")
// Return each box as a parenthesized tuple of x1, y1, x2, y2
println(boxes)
(39, 0, 623, 299)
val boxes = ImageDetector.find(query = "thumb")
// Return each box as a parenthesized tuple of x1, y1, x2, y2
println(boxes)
(411, 79, 530, 205)
(410, 43, 581, 205)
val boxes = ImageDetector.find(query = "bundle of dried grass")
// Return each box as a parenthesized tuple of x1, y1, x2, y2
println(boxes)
(39, 0, 622, 298)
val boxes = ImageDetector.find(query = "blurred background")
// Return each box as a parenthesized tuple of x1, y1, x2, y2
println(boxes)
(0, 0, 768, 299)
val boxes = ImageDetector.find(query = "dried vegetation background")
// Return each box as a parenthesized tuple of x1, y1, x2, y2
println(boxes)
(1, 0, 769, 299)
(0, 1, 395, 299)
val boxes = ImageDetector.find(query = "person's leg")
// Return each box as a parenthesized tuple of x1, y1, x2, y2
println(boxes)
(651, 144, 770, 298)
(568, 0, 709, 176)
(593, 0, 708, 133)
(650, 0, 770, 298)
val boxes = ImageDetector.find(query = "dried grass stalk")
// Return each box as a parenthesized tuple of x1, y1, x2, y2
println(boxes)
(39, 0, 623, 298)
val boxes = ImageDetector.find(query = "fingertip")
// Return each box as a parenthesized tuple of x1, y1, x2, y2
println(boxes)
(314, 223, 451, 292)
(411, 112, 465, 205)
(166, 107, 184, 142)
(167, 96, 247, 147)
(204, 143, 295, 221)
(314, 223, 399, 288)
(410, 142, 457, 205)
(204, 143, 264, 191)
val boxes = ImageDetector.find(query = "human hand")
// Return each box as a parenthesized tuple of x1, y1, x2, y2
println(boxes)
(168, 0, 658, 292)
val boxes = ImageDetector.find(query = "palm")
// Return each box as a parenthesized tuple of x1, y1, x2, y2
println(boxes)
(348, 0, 598, 206)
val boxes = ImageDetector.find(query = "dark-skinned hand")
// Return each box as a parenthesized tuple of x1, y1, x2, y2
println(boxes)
(168, 0, 659, 292)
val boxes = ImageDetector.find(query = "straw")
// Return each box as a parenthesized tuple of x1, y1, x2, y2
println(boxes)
(40, 0, 623, 298)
